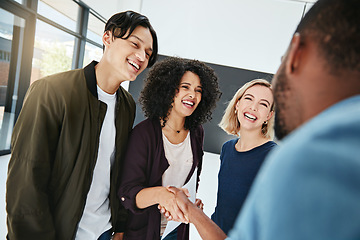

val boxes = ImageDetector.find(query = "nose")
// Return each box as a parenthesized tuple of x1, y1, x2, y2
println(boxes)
(249, 102, 257, 111)
(188, 89, 196, 99)
(135, 50, 146, 62)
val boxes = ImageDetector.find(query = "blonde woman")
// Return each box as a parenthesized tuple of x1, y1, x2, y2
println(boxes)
(211, 79, 277, 234)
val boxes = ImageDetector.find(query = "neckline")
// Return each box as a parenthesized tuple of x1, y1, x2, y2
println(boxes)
(162, 131, 190, 146)
(234, 140, 274, 153)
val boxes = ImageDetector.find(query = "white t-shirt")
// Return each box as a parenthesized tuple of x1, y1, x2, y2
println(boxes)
(161, 132, 193, 236)
(76, 85, 117, 239)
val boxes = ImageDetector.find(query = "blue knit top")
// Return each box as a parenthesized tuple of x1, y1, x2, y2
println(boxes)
(211, 139, 277, 234)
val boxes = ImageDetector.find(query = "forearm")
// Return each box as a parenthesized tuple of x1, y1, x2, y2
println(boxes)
(167, 186, 227, 240)
(187, 204, 227, 240)
(135, 186, 167, 209)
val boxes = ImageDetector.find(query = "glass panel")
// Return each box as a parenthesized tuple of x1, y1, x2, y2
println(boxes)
(31, 19, 75, 84)
(14, 0, 24, 4)
(38, 0, 79, 32)
(0, 8, 26, 151)
(83, 41, 102, 67)
(87, 13, 104, 45)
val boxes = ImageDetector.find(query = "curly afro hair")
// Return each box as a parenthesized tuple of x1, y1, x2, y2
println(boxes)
(139, 57, 221, 130)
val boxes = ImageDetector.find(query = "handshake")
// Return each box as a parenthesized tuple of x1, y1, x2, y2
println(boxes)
(157, 186, 204, 224)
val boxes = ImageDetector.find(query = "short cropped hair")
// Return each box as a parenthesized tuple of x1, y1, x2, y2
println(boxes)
(296, 0, 360, 74)
(104, 11, 158, 67)
(219, 79, 275, 139)
(139, 57, 221, 130)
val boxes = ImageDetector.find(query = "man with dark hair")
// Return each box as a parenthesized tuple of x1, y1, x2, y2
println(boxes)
(6, 11, 158, 240)
(168, 0, 360, 239)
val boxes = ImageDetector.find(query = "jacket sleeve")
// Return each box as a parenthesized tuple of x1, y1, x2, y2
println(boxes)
(196, 125, 204, 191)
(6, 80, 62, 239)
(118, 124, 153, 214)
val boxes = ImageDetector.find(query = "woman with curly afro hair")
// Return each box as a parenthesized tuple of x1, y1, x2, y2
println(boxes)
(118, 57, 221, 240)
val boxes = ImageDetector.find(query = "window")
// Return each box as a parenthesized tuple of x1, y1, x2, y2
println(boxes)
(38, 0, 79, 32)
(31, 19, 75, 83)
(87, 12, 104, 45)
(0, 7, 26, 152)
(83, 41, 102, 67)
(0, 0, 107, 155)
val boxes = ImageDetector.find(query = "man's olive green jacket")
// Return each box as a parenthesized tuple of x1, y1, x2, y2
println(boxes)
(6, 61, 135, 239)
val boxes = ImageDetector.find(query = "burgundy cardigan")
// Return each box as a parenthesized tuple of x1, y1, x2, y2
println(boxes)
(118, 118, 204, 240)
(118, 119, 204, 240)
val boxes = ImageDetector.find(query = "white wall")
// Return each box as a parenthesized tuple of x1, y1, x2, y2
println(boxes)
(141, 0, 307, 74)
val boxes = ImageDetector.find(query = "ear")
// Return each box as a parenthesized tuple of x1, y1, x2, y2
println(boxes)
(102, 31, 112, 50)
(235, 99, 240, 110)
(266, 110, 274, 121)
(285, 33, 302, 75)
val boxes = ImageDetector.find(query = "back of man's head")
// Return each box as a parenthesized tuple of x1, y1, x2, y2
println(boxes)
(296, 0, 360, 75)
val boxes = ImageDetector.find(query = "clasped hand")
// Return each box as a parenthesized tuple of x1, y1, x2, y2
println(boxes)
(158, 186, 204, 224)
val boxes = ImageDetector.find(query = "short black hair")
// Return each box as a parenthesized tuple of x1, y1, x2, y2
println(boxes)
(296, 0, 360, 73)
(104, 11, 158, 67)
(139, 57, 221, 130)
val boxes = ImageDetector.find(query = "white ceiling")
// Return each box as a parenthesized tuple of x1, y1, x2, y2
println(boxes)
(82, 0, 318, 21)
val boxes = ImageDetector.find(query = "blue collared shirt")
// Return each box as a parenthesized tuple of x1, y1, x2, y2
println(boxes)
(227, 95, 360, 240)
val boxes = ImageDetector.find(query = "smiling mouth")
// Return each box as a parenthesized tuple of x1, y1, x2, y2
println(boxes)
(244, 113, 257, 121)
(128, 59, 140, 70)
(182, 100, 195, 107)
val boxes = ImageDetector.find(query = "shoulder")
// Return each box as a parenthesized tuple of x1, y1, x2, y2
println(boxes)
(260, 106, 360, 190)
(29, 69, 85, 98)
(41, 68, 84, 86)
(222, 138, 237, 149)
(220, 138, 237, 155)
(191, 125, 204, 140)
(259, 140, 277, 153)
(131, 119, 160, 138)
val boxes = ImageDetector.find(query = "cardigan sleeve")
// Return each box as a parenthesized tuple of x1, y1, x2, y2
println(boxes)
(118, 121, 154, 214)
(195, 125, 204, 191)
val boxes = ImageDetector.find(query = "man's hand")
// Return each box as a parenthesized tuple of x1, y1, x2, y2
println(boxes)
(112, 232, 124, 240)
(158, 187, 191, 223)
(167, 186, 227, 240)
(166, 186, 197, 223)
(157, 187, 188, 223)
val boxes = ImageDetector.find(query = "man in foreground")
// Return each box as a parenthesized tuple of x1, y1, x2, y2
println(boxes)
(169, 0, 360, 239)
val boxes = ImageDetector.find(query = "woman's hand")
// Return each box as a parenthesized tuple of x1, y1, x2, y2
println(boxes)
(158, 187, 191, 223)
(157, 187, 188, 223)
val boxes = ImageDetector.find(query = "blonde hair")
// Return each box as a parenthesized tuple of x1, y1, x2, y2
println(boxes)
(219, 79, 275, 139)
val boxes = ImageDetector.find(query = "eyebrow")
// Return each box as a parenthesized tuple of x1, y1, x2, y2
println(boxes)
(129, 35, 153, 52)
(244, 93, 271, 106)
(180, 82, 203, 88)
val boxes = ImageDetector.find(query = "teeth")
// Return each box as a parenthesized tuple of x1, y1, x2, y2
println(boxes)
(182, 100, 194, 106)
(245, 113, 257, 120)
(128, 60, 140, 70)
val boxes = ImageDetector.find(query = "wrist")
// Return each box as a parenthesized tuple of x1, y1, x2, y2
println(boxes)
(185, 200, 200, 223)
(157, 186, 168, 205)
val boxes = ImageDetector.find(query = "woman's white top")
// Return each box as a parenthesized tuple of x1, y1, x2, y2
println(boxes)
(160, 131, 194, 237)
